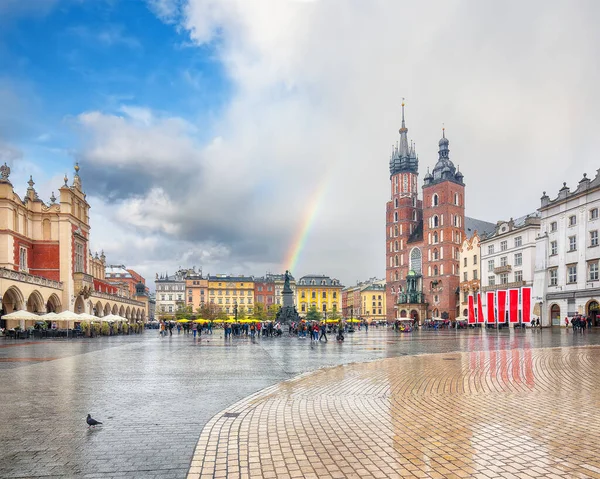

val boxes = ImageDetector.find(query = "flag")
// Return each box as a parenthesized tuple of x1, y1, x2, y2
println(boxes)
(497, 290, 507, 323)
(468, 294, 475, 324)
(522, 287, 532, 323)
(486, 291, 495, 324)
(477, 292, 485, 323)
(509, 289, 519, 323)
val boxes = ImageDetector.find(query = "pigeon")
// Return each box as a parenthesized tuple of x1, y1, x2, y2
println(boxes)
(87, 414, 102, 428)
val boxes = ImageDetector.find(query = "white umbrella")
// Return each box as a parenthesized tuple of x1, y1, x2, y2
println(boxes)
(78, 313, 98, 321)
(2, 310, 40, 330)
(55, 310, 83, 338)
(43, 312, 59, 319)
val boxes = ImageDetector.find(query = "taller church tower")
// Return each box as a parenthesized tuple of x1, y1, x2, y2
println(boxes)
(385, 103, 422, 319)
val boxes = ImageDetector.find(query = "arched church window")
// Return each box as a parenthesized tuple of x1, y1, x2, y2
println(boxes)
(433, 232, 438, 243)
(394, 241, 398, 252)
(394, 255, 399, 267)
(409, 248, 422, 275)
(394, 212, 398, 222)
(433, 215, 439, 227)
(394, 271, 399, 281)
(433, 194, 439, 206)
(412, 210, 417, 221)
(394, 225, 398, 237)
(433, 266, 439, 276)
(433, 248, 439, 260)
(454, 193, 459, 206)
(394, 198, 398, 208)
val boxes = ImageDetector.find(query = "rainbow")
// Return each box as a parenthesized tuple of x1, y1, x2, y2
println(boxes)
(283, 179, 328, 273)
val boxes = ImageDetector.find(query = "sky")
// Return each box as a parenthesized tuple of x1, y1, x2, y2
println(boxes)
(1, 0, 599, 290)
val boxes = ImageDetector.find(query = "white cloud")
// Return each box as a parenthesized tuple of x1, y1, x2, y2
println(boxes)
(76, 0, 600, 285)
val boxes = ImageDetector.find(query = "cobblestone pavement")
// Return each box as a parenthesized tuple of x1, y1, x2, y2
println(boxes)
(1, 328, 600, 478)
(189, 343, 600, 479)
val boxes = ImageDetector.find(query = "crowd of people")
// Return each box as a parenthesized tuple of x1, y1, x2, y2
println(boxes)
(565, 315, 593, 332)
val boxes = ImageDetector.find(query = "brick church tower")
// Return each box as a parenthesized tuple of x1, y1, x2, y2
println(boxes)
(421, 129, 465, 320)
(385, 103, 422, 319)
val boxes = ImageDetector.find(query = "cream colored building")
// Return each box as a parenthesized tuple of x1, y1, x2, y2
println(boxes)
(0, 163, 147, 329)
(458, 232, 481, 318)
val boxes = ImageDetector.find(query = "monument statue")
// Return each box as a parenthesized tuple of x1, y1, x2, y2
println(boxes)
(276, 270, 300, 324)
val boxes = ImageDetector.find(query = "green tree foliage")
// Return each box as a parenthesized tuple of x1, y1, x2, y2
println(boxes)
(198, 303, 220, 321)
(328, 308, 341, 321)
(267, 304, 280, 322)
(305, 305, 322, 322)
(216, 309, 229, 321)
(236, 305, 247, 321)
(253, 303, 267, 322)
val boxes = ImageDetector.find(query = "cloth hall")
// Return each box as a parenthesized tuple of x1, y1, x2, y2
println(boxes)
(385, 105, 493, 322)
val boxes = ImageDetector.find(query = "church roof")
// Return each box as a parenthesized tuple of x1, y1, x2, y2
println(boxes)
(424, 128, 464, 187)
(389, 103, 418, 177)
(465, 217, 496, 239)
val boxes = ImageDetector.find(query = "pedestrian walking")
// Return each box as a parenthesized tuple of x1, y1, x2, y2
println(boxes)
(192, 321, 198, 338)
(319, 322, 328, 342)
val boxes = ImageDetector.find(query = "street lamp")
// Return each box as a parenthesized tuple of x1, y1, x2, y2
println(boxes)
(234, 303, 238, 321)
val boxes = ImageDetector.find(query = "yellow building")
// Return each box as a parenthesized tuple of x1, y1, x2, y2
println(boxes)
(360, 283, 386, 322)
(208, 275, 254, 317)
(296, 275, 343, 316)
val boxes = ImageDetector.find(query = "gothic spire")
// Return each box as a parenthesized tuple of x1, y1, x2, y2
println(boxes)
(398, 99, 409, 157)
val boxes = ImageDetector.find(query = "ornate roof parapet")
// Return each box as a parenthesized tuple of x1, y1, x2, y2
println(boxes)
(540, 170, 600, 210)
(0, 163, 11, 184)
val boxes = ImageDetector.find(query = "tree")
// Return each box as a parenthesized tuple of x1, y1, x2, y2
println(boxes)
(328, 308, 341, 321)
(216, 309, 229, 321)
(267, 304, 280, 322)
(305, 305, 322, 322)
(198, 303, 220, 321)
(175, 305, 192, 320)
(237, 305, 247, 321)
(253, 303, 267, 322)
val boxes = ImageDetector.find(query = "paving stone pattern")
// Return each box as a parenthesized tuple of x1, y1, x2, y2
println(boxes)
(1, 328, 600, 478)
(189, 344, 600, 479)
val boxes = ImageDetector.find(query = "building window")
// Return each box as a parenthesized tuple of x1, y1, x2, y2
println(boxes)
(549, 269, 558, 286)
(74, 242, 84, 273)
(514, 253, 523, 266)
(18, 246, 27, 272)
(500, 273, 508, 284)
(488, 276, 495, 286)
(161, 294, 165, 301)
(454, 193, 459, 206)
(333, 292, 337, 299)
(550, 221, 557, 232)
(500, 256, 507, 267)
(433, 194, 439, 206)
(488, 260, 494, 272)
(500, 240, 507, 251)
(473, 270, 478, 280)
(550, 241, 558, 255)
(569, 215, 577, 226)
(514, 236, 522, 247)
(463, 257, 467, 267)
(322, 292, 326, 299)
(473, 255, 477, 265)
(591, 231, 599, 247)
(514, 270, 523, 282)
(433, 215, 439, 227)
(488, 245, 494, 255)
(463, 291, 468, 303)
(589, 262, 599, 281)
(301, 304, 306, 312)
(433, 249, 439, 260)
(591, 208, 599, 220)
(394, 212, 398, 222)
(301, 291, 305, 299)
(394, 198, 398, 208)
(568, 236, 577, 252)
(168, 306, 173, 312)
(312, 291, 316, 299)
(567, 265, 577, 283)
(463, 272, 468, 281)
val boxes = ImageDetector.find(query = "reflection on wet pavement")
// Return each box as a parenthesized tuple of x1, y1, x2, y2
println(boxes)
(189, 345, 600, 479)
(1, 328, 599, 478)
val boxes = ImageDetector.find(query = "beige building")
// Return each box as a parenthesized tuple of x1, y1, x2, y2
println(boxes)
(0, 163, 147, 329)
(360, 282, 386, 322)
(185, 269, 208, 311)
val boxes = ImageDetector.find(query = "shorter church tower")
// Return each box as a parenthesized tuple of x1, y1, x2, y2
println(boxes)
(421, 129, 465, 321)
(385, 103, 422, 319)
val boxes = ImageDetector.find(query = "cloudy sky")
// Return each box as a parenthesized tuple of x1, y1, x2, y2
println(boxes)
(1, 0, 599, 289)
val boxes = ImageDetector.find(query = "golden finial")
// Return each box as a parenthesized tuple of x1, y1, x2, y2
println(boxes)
(74, 162, 80, 174)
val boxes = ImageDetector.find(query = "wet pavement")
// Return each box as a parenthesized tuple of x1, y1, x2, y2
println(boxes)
(1, 327, 599, 478)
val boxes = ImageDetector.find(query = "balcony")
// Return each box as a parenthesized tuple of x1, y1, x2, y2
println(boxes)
(494, 265, 512, 274)
(74, 272, 94, 298)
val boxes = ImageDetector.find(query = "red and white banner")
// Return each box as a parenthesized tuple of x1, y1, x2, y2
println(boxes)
(509, 288, 519, 323)
(486, 291, 495, 324)
(468, 294, 475, 324)
(497, 290, 507, 323)
(522, 287, 532, 323)
(477, 292, 485, 323)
